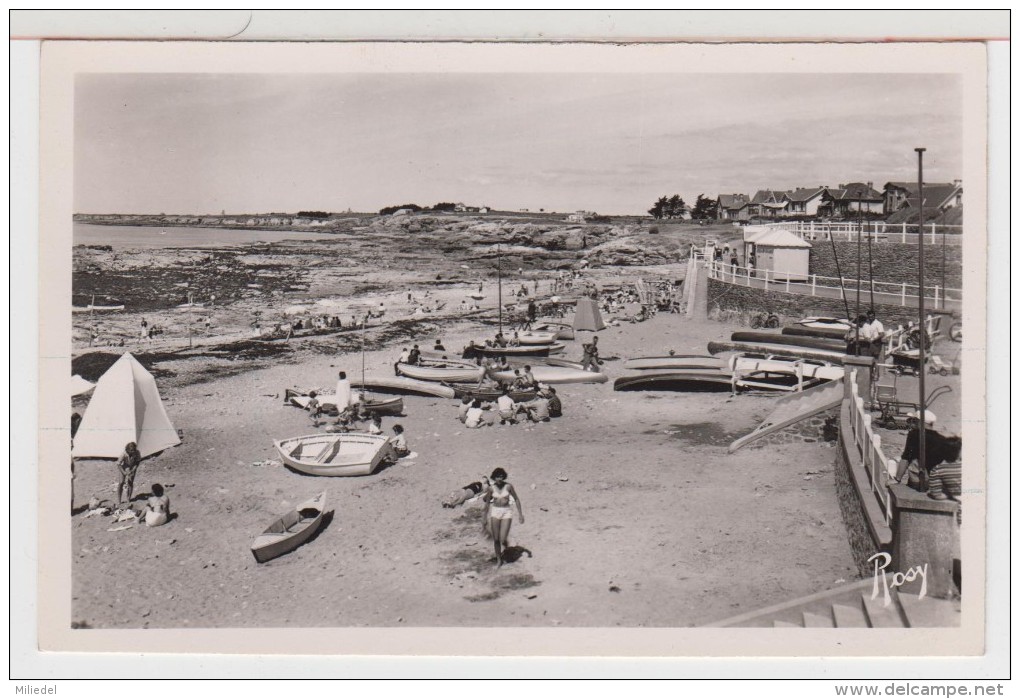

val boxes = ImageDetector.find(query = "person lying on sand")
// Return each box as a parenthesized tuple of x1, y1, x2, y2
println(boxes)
(442, 476, 490, 508)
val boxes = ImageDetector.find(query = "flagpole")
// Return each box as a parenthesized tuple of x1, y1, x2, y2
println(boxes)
(915, 147, 927, 482)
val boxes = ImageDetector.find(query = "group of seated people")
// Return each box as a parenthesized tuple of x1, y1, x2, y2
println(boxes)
(458, 384, 562, 428)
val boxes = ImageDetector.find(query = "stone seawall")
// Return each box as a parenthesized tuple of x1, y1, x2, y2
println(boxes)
(834, 403, 888, 577)
(809, 241, 963, 292)
(707, 278, 922, 326)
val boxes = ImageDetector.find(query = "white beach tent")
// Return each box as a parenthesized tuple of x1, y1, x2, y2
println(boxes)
(572, 297, 606, 332)
(71, 353, 181, 459)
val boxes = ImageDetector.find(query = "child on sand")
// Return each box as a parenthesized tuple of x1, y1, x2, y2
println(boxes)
(368, 415, 383, 435)
(306, 391, 323, 427)
(482, 468, 524, 568)
(389, 424, 410, 458)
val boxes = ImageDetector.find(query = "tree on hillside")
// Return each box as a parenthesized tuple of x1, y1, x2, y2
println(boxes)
(691, 194, 718, 220)
(431, 202, 457, 211)
(379, 204, 423, 215)
(666, 194, 686, 219)
(648, 196, 669, 219)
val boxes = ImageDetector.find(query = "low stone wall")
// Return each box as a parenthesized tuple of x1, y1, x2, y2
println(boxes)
(810, 241, 963, 292)
(834, 401, 890, 577)
(707, 278, 921, 326)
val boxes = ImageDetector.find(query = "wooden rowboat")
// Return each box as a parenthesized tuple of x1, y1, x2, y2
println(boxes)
(251, 491, 327, 563)
(515, 331, 558, 345)
(623, 355, 726, 371)
(72, 304, 125, 313)
(708, 341, 847, 365)
(396, 362, 484, 383)
(353, 376, 457, 399)
(730, 331, 845, 352)
(613, 370, 734, 392)
(444, 382, 538, 402)
(285, 390, 404, 416)
(532, 321, 575, 341)
(274, 433, 393, 477)
(486, 364, 608, 385)
(781, 325, 848, 341)
(469, 343, 565, 358)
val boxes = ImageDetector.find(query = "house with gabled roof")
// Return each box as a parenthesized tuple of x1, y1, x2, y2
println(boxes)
(716, 193, 751, 221)
(749, 190, 791, 219)
(819, 182, 885, 218)
(883, 180, 961, 215)
(783, 186, 828, 217)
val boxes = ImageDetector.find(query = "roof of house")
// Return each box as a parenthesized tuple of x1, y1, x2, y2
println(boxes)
(786, 187, 826, 202)
(718, 194, 750, 210)
(742, 227, 812, 248)
(826, 183, 883, 201)
(899, 184, 961, 210)
(750, 189, 790, 205)
(883, 181, 957, 194)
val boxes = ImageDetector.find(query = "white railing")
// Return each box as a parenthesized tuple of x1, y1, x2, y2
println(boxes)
(849, 371, 896, 525)
(759, 220, 963, 245)
(705, 260, 961, 308)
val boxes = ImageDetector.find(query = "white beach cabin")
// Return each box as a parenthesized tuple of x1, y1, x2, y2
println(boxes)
(742, 227, 811, 282)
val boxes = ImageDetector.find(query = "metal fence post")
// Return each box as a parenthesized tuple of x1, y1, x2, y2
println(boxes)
(786, 276, 790, 293)
(811, 274, 816, 296)
(901, 283, 906, 306)
(901, 222, 906, 243)
(934, 285, 940, 308)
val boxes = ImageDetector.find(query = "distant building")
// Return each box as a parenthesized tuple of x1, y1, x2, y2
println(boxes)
(819, 182, 884, 218)
(748, 190, 790, 219)
(392, 208, 415, 216)
(782, 187, 828, 217)
(716, 194, 751, 221)
(566, 210, 597, 223)
(883, 180, 962, 215)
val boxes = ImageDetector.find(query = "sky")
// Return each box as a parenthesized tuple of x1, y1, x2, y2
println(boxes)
(75, 72, 963, 216)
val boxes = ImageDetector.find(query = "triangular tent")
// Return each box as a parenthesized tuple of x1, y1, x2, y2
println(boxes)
(572, 297, 606, 332)
(71, 353, 181, 459)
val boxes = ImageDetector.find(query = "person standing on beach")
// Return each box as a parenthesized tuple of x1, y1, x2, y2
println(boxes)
(336, 372, 352, 413)
(116, 442, 142, 504)
(580, 336, 601, 372)
(483, 468, 524, 568)
(140, 318, 148, 341)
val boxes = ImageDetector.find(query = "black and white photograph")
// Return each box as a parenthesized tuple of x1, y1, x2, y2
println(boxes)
(18, 22, 1004, 675)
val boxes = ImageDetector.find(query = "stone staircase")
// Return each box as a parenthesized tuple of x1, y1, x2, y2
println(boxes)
(707, 579, 961, 628)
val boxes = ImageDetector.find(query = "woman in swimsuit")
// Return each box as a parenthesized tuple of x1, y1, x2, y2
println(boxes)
(482, 468, 524, 568)
(140, 483, 171, 527)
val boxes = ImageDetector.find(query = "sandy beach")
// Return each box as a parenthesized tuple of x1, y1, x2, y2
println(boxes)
(70, 250, 860, 628)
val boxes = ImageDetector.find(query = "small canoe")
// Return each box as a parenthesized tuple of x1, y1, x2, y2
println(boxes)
(731, 331, 845, 352)
(623, 355, 726, 371)
(708, 341, 847, 365)
(515, 331, 558, 345)
(274, 433, 393, 477)
(613, 370, 734, 392)
(470, 343, 565, 358)
(444, 382, 538, 402)
(499, 356, 586, 371)
(396, 362, 484, 383)
(486, 364, 608, 385)
(251, 491, 327, 563)
(355, 376, 457, 399)
(795, 317, 853, 331)
(782, 325, 848, 341)
(533, 321, 574, 341)
(286, 390, 404, 416)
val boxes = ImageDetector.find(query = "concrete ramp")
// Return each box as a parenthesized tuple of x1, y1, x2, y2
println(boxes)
(728, 380, 843, 452)
(685, 259, 708, 318)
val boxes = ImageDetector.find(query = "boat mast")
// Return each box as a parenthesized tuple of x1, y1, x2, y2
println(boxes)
(497, 242, 503, 334)
(361, 315, 366, 391)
